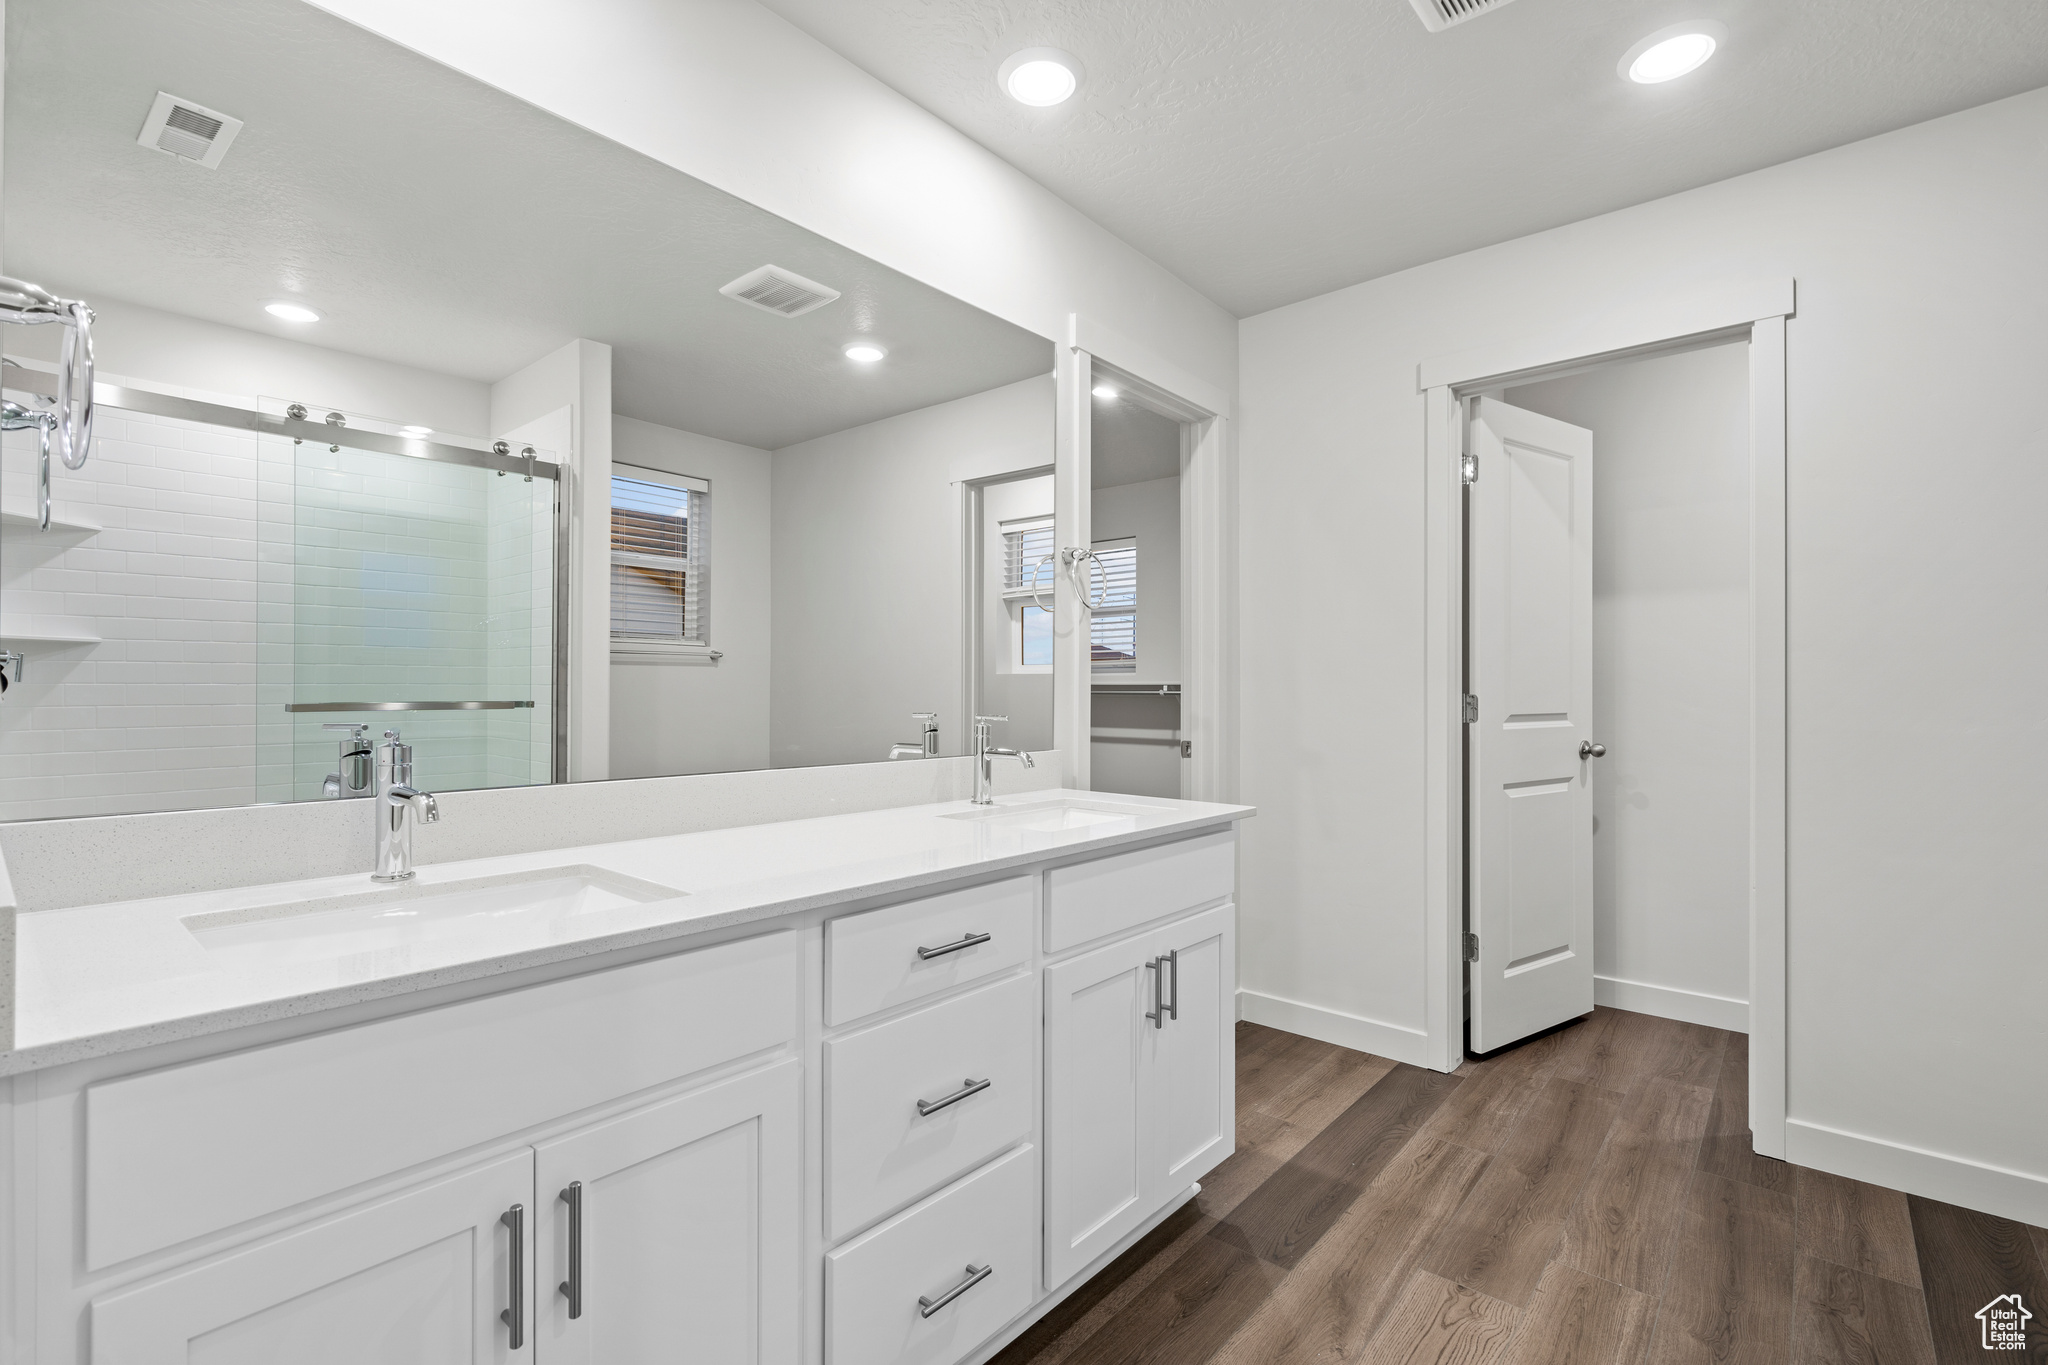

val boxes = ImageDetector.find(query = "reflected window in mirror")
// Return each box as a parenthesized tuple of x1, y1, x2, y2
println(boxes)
(611, 467, 709, 649)
(1000, 515, 1055, 673)
(1090, 538, 1138, 673)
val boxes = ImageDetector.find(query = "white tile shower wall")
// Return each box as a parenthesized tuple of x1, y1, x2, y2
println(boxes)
(0, 410, 264, 820)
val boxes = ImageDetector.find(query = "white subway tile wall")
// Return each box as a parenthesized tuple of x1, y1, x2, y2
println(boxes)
(1, 410, 264, 820)
(1, 408, 553, 822)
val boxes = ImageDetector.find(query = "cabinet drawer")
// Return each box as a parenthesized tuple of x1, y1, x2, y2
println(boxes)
(826, 876, 1033, 1025)
(1045, 830, 1234, 953)
(826, 1145, 1037, 1365)
(825, 974, 1034, 1240)
(85, 930, 799, 1271)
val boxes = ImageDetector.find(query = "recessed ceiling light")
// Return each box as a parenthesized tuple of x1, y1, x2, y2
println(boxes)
(265, 302, 320, 323)
(999, 48, 1082, 107)
(1621, 22, 1724, 84)
(1092, 385, 1119, 400)
(844, 343, 887, 363)
(399, 425, 433, 438)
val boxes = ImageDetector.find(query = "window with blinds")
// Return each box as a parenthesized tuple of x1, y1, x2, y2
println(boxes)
(610, 467, 708, 645)
(1001, 518, 1056, 595)
(1089, 538, 1137, 671)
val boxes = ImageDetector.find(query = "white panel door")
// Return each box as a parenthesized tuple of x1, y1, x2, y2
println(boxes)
(90, 1150, 533, 1364)
(1042, 930, 1155, 1289)
(1144, 904, 1235, 1201)
(531, 1061, 801, 1365)
(1468, 397, 1598, 1053)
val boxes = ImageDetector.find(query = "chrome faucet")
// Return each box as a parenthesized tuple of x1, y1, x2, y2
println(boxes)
(372, 729, 440, 882)
(889, 711, 941, 760)
(971, 715, 1034, 805)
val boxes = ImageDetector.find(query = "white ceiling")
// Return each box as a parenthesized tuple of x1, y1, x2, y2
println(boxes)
(3, 0, 1052, 448)
(754, 0, 2048, 317)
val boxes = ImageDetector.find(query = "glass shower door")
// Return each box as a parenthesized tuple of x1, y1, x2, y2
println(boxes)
(255, 426, 556, 804)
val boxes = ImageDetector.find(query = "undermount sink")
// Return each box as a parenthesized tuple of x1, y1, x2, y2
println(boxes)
(183, 865, 686, 961)
(939, 797, 1170, 834)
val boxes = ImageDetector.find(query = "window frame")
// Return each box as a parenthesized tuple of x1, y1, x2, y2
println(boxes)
(608, 463, 713, 662)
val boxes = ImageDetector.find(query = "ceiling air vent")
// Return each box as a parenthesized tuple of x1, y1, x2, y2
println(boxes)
(136, 91, 244, 169)
(718, 265, 841, 318)
(1407, 0, 1521, 32)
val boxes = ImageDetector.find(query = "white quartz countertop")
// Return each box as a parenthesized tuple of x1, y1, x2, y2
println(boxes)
(5, 790, 1251, 1075)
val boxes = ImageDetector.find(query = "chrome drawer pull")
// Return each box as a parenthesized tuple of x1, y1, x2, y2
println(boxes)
(558, 1181, 583, 1320)
(918, 1263, 992, 1318)
(500, 1203, 525, 1348)
(1163, 948, 1179, 1022)
(916, 1077, 991, 1117)
(917, 931, 991, 960)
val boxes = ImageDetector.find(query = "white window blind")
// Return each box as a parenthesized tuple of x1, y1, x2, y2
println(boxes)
(1001, 517, 1056, 597)
(610, 467, 709, 645)
(1090, 538, 1137, 672)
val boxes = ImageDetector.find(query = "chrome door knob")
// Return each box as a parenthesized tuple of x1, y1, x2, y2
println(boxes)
(1580, 741, 1607, 759)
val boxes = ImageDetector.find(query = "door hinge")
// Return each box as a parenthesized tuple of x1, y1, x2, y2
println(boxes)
(1179, 739, 1192, 758)
(1460, 451, 1478, 485)
(1462, 693, 1478, 724)
(1463, 932, 1479, 963)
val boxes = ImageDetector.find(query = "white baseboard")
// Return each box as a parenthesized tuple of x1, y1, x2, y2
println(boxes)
(1594, 975, 1748, 1033)
(1236, 989, 1430, 1067)
(1786, 1118, 2048, 1228)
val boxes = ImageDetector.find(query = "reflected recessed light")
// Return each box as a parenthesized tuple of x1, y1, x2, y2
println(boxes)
(844, 343, 887, 363)
(1621, 23, 1724, 84)
(265, 302, 320, 323)
(399, 425, 433, 438)
(1092, 385, 1119, 400)
(999, 48, 1082, 107)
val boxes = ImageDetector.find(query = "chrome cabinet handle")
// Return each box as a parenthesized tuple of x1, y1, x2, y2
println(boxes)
(1163, 948, 1179, 1023)
(917, 931, 991, 961)
(501, 1203, 525, 1349)
(1580, 741, 1607, 759)
(1146, 956, 1166, 1029)
(558, 1182, 583, 1320)
(916, 1077, 991, 1117)
(918, 1263, 992, 1318)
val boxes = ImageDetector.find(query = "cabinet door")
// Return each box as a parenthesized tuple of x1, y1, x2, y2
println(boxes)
(532, 1061, 800, 1365)
(1146, 904, 1235, 1203)
(90, 1150, 533, 1364)
(1042, 931, 1158, 1289)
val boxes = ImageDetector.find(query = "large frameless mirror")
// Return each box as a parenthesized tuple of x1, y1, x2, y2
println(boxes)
(0, 0, 1056, 820)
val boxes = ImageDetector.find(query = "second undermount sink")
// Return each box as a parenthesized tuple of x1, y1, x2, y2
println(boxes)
(939, 797, 1170, 834)
(182, 865, 686, 961)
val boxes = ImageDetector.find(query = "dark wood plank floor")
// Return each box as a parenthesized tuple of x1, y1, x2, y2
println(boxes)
(992, 1008, 2048, 1365)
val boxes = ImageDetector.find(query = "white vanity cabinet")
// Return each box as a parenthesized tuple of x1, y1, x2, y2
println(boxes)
(90, 1149, 536, 1364)
(1042, 903, 1235, 1289)
(6, 814, 1246, 1365)
(532, 1062, 802, 1363)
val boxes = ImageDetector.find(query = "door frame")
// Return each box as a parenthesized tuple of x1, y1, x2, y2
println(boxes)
(1056, 315, 1237, 802)
(1419, 278, 1793, 1157)
(959, 464, 1057, 759)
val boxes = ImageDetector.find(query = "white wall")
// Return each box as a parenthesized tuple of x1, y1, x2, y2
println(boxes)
(770, 375, 1053, 768)
(1089, 476, 1184, 800)
(1090, 476, 1182, 688)
(1507, 343, 1750, 1028)
(306, 0, 1237, 399)
(610, 416, 773, 778)
(491, 339, 613, 782)
(1239, 87, 2048, 1219)
(8, 294, 489, 435)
